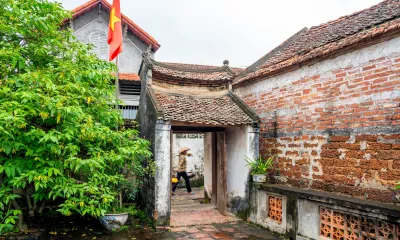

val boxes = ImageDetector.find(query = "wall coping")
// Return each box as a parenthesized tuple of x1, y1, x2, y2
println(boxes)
(254, 183, 400, 218)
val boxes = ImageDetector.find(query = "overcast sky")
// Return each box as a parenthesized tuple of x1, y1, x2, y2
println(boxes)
(59, 0, 381, 68)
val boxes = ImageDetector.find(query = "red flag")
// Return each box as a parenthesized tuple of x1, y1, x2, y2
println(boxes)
(108, 0, 123, 61)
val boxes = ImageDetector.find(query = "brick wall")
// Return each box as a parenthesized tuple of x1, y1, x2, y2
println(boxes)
(237, 39, 400, 203)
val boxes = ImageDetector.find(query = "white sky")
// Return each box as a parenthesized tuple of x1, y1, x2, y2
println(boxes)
(59, 0, 382, 68)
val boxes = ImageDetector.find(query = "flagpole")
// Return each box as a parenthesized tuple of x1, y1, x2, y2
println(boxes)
(115, 55, 119, 132)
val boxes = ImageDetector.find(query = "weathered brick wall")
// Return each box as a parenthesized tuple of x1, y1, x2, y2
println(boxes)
(236, 38, 400, 203)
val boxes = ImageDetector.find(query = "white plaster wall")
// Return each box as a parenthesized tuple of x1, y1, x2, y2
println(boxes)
(236, 37, 400, 99)
(226, 126, 251, 198)
(172, 134, 204, 178)
(73, 18, 144, 74)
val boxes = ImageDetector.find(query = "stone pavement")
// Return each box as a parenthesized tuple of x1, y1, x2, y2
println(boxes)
(157, 222, 284, 240)
(171, 188, 238, 227)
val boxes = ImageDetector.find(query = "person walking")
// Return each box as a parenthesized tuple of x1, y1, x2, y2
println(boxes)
(172, 147, 193, 195)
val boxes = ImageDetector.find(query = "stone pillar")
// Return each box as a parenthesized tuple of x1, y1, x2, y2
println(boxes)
(154, 120, 171, 226)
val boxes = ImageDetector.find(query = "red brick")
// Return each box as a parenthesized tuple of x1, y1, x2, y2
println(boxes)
(330, 136, 350, 142)
(392, 160, 400, 169)
(340, 143, 360, 150)
(345, 150, 365, 159)
(376, 150, 400, 160)
(321, 149, 340, 158)
(355, 135, 378, 142)
(360, 160, 388, 170)
(367, 143, 392, 150)
(366, 189, 393, 203)
(322, 142, 340, 149)
(379, 170, 400, 181)
(319, 158, 335, 166)
(334, 159, 358, 167)
(304, 142, 318, 148)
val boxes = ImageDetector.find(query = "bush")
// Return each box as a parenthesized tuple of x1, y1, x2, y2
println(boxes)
(0, 0, 151, 234)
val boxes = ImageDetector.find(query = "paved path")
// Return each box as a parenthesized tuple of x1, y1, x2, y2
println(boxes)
(159, 222, 284, 240)
(171, 188, 238, 227)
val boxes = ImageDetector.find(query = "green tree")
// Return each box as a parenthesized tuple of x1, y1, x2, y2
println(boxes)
(0, 0, 151, 234)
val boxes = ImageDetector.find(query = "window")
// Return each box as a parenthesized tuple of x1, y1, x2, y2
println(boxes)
(119, 81, 141, 96)
(89, 31, 108, 60)
(119, 105, 138, 120)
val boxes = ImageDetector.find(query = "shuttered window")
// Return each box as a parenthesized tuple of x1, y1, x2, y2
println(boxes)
(120, 81, 141, 96)
(89, 31, 108, 60)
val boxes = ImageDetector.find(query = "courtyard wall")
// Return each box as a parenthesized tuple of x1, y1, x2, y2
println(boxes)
(235, 36, 400, 203)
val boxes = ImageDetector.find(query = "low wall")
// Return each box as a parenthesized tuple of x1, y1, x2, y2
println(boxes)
(249, 183, 400, 239)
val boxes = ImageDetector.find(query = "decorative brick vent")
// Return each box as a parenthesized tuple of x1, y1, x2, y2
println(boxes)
(320, 207, 400, 239)
(268, 196, 282, 224)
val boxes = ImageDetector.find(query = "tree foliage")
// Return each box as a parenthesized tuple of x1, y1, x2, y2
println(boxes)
(0, 0, 151, 234)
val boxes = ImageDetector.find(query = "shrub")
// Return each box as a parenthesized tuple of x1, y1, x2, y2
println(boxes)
(0, 0, 151, 234)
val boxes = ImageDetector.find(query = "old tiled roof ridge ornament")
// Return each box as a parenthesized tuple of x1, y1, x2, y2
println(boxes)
(141, 45, 154, 70)
(233, 0, 400, 86)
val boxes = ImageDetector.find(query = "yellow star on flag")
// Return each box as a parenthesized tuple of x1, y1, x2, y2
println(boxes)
(109, 7, 121, 31)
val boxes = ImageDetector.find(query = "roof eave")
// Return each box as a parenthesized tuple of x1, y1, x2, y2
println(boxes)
(233, 18, 400, 88)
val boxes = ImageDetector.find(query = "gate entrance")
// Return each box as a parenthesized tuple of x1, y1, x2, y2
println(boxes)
(137, 55, 260, 226)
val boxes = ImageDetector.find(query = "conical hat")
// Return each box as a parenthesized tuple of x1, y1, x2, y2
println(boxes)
(179, 147, 191, 153)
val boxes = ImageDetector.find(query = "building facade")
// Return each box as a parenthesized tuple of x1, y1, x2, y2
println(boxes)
(66, 0, 160, 121)
(233, 0, 400, 238)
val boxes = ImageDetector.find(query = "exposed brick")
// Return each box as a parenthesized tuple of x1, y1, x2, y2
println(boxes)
(340, 143, 360, 150)
(322, 142, 340, 149)
(392, 144, 400, 150)
(311, 136, 326, 141)
(393, 160, 400, 169)
(330, 136, 350, 142)
(321, 149, 340, 158)
(334, 159, 358, 167)
(376, 150, 400, 160)
(304, 142, 318, 148)
(355, 135, 378, 142)
(286, 151, 299, 156)
(360, 160, 390, 170)
(366, 189, 393, 203)
(319, 158, 335, 166)
(367, 142, 392, 150)
(288, 143, 300, 148)
(379, 170, 400, 181)
(251, 53, 400, 203)
(345, 150, 365, 159)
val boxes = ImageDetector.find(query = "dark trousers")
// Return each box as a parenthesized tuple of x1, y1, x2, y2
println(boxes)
(172, 171, 192, 193)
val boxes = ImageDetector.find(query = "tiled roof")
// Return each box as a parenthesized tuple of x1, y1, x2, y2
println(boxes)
(68, 0, 160, 52)
(150, 60, 237, 81)
(234, 0, 400, 85)
(152, 89, 256, 126)
(119, 73, 140, 81)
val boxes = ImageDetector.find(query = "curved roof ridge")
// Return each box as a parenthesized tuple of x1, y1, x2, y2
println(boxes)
(152, 60, 227, 73)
